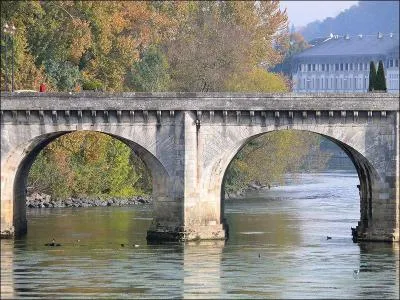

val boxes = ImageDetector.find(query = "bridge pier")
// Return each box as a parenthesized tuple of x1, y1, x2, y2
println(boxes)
(147, 112, 227, 242)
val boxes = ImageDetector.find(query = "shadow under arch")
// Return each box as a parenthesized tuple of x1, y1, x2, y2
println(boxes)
(4, 129, 171, 237)
(219, 129, 382, 240)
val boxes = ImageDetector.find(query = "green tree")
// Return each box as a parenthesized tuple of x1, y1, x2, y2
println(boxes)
(368, 61, 377, 91)
(375, 60, 387, 91)
(129, 45, 171, 92)
(44, 60, 81, 91)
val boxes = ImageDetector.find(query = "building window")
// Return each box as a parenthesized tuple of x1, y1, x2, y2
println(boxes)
(335, 64, 339, 71)
(350, 63, 353, 71)
(365, 63, 368, 70)
(303, 79, 306, 89)
(354, 78, 357, 90)
(390, 59, 394, 67)
(396, 59, 399, 67)
(360, 63, 363, 71)
(325, 78, 328, 89)
(340, 63, 344, 71)
(345, 63, 349, 71)
(307, 64, 311, 72)
(321, 64, 325, 71)
(312, 64, 316, 71)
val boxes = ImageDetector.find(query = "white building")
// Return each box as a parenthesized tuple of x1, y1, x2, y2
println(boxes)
(291, 33, 399, 93)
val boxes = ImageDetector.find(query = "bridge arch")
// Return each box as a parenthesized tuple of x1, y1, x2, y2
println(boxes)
(201, 128, 385, 241)
(1, 128, 175, 237)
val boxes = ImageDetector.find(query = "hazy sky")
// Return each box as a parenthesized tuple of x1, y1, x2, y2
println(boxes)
(280, 1, 359, 28)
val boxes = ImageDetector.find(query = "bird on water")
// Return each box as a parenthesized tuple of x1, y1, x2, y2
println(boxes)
(45, 239, 61, 247)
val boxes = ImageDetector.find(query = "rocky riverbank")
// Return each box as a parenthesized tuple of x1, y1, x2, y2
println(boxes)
(225, 182, 271, 199)
(26, 193, 151, 208)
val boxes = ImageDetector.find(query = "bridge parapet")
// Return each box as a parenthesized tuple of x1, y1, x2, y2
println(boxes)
(1, 92, 399, 111)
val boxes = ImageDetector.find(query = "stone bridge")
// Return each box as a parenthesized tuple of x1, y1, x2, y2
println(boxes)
(1, 92, 399, 242)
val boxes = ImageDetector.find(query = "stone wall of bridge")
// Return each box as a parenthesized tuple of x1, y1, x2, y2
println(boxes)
(1, 92, 399, 242)
(0, 109, 187, 239)
(187, 109, 399, 242)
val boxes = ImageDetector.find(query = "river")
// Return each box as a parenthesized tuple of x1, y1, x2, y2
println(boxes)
(1, 172, 399, 299)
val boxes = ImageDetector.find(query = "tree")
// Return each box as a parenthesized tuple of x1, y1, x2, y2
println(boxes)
(44, 60, 81, 91)
(224, 131, 330, 194)
(225, 67, 288, 92)
(129, 45, 171, 92)
(272, 31, 310, 75)
(368, 61, 377, 91)
(28, 132, 152, 199)
(165, 1, 288, 91)
(375, 60, 387, 91)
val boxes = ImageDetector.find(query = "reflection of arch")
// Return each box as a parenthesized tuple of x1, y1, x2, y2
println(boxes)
(1, 130, 171, 236)
(218, 129, 381, 231)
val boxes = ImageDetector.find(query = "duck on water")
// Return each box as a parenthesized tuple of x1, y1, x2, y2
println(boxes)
(45, 239, 61, 247)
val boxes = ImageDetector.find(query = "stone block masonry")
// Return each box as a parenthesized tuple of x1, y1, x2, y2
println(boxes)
(1, 92, 399, 242)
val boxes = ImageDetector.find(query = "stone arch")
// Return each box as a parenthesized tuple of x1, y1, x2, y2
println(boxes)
(1, 129, 172, 237)
(210, 129, 383, 240)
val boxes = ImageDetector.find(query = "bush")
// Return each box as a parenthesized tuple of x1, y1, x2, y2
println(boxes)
(82, 79, 103, 91)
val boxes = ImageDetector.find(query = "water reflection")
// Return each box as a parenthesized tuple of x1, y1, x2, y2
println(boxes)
(355, 242, 400, 299)
(183, 240, 224, 298)
(0, 240, 15, 299)
(226, 205, 302, 246)
(1, 173, 399, 299)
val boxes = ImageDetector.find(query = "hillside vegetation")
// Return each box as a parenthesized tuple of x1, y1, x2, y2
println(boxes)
(300, 1, 399, 41)
(2, 1, 328, 198)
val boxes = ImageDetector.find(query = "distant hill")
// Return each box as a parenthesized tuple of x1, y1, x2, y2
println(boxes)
(299, 1, 399, 41)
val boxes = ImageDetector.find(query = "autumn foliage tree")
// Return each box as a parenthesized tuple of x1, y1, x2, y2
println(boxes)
(166, 1, 289, 91)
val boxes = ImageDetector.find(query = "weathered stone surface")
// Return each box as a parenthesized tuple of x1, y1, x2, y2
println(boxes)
(1, 92, 399, 242)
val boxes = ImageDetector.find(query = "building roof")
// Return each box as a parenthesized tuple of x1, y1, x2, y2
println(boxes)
(294, 33, 399, 59)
